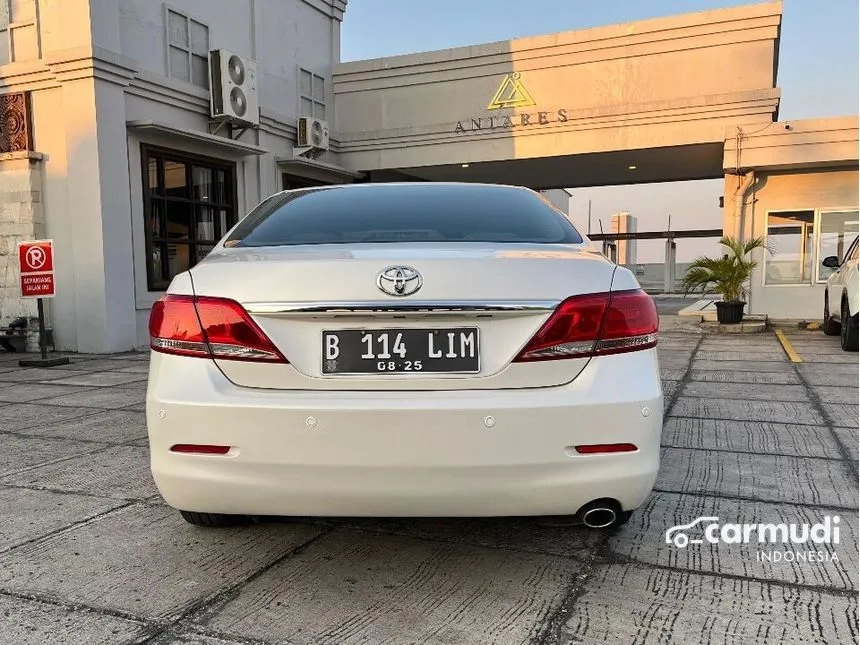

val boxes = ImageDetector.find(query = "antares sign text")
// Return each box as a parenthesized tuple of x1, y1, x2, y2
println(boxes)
(454, 72, 565, 134)
(455, 109, 568, 133)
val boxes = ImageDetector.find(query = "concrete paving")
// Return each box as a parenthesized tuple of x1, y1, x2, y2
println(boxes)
(0, 328, 856, 644)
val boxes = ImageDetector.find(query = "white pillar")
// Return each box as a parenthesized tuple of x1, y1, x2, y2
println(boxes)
(60, 75, 137, 353)
(664, 238, 677, 293)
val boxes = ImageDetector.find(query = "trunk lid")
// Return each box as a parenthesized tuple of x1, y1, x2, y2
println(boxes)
(187, 243, 617, 390)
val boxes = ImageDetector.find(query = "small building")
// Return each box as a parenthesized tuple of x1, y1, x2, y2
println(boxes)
(0, 1, 856, 352)
(722, 117, 859, 320)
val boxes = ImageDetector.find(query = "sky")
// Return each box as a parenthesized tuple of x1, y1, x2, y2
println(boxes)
(340, 1, 859, 262)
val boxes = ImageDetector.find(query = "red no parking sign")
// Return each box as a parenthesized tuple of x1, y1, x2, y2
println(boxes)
(18, 240, 56, 298)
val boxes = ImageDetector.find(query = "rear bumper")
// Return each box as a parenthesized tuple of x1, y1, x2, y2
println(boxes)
(146, 350, 663, 517)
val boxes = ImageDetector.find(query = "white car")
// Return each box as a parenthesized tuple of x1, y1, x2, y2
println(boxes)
(823, 235, 859, 351)
(146, 183, 662, 529)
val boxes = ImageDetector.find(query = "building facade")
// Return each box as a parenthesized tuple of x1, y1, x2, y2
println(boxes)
(0, 0, 857, 352)
(0, 0, 353, 352)
(722, 117, 859, 319)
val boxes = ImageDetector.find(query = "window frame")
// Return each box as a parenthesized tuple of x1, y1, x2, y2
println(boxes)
(843, 236, 859, 265)
(816, 208, 860, 282)
(763, 207, 860, 287)
(140, 144, 238, 292)
(164, 4, 210, 88)
(0, 0, 9, 66)
(0, 0, 41, 65)
(298, 67, 327, 120)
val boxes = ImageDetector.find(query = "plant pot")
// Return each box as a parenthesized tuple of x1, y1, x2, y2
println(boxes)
(715, 301, 745, 324)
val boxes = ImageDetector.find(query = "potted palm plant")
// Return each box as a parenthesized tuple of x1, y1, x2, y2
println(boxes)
(682, 236, 768, 324)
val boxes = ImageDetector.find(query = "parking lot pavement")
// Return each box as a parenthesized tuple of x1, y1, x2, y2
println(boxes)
(0, 333, 856, 645)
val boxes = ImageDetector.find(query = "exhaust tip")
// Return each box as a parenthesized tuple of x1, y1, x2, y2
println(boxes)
(582, 506, 617, 529)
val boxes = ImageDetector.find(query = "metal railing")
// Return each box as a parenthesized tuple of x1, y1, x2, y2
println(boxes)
(588, 228, 724, 293)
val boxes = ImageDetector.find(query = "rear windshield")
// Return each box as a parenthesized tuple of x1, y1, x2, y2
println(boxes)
(224, 184, 584, 247)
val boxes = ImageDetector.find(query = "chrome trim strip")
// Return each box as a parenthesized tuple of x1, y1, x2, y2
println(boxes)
(244, 300, 560, 316)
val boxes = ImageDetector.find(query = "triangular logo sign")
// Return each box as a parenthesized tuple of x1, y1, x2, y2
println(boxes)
(487, 72, 536, 110)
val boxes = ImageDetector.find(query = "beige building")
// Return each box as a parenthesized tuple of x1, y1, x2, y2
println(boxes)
(0, 0, 856, 352)
(722, 117, 858, 319)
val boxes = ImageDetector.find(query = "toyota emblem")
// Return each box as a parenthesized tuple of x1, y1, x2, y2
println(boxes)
(377, 266, 422, 297)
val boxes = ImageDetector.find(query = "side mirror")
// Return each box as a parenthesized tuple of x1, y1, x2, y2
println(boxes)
(822, 256, 840, 269)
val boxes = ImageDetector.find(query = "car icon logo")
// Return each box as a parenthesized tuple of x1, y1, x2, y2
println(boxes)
(377, 266, 422, 297)
(665, 516, 719, 548)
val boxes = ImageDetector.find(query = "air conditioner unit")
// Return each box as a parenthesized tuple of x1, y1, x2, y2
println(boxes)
(297, 117, 329, 151)
(210, 49, 259, 127)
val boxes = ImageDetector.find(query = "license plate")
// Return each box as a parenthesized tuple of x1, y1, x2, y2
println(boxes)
(322, 328, 480, 374)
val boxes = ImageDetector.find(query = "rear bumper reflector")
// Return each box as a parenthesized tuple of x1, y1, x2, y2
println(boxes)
(169, 444, 231, 455)
(574, 443, 638, 454)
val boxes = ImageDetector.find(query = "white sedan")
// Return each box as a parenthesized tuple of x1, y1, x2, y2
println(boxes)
(146, 183, 662, 529)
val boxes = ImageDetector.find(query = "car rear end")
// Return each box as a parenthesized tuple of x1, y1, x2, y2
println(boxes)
(146, 183, 662, 521)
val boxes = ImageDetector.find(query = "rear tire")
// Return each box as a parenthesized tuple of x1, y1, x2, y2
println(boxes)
(823, 295, 841, 335)
(840, 299, 858, 351)
(179, 510, 250, 527)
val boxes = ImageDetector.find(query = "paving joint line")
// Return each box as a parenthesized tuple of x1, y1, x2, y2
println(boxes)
(665, 412, 829, 428)
(595, 553, 858, 598)
(141, 525, 338, 643)
(690, 357, 794, 363)
(790, 361, 859, 481)
(327, 521, 596, 562)
(670, 394, 814, 404)
(685, 376, 802, 385)
(662, 334, 705, 418)
(28, 399, 146, 412)
(0, 367, 148, 386)
(659, 442, 849, 462)
(686, 366, 796, 373)
(0, 480, 148, 505)
(651, 487, 859, 512)
(0, 588, 152, 626)
(0, 500, 135, 556)
(0, 424, 145, 447)
(0, 441, 116, 479)
(148, 624, 274, 645)
(1, 405, 129, 433)
(650, 487, 860, 512)
(0, 521, 331, 645)
(658, 445, 851, 463)
(0, 376, 147, 397)
(533, 531, 613, 645)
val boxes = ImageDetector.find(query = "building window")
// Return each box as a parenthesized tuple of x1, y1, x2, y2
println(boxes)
(817, 210, 859, 282)
(0, 2, 9, 66)
(0, 0, 39, 65)
(142, 146, 236, 291)
(299, 68, 326, 119)
(166, 8, 209, 88)
(765, 211, 815, 285)
(765, 209, 860, 285)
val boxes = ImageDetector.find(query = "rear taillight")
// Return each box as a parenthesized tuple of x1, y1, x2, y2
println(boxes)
(149, 295, 286, 362)
(515, 289, 658, 362)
